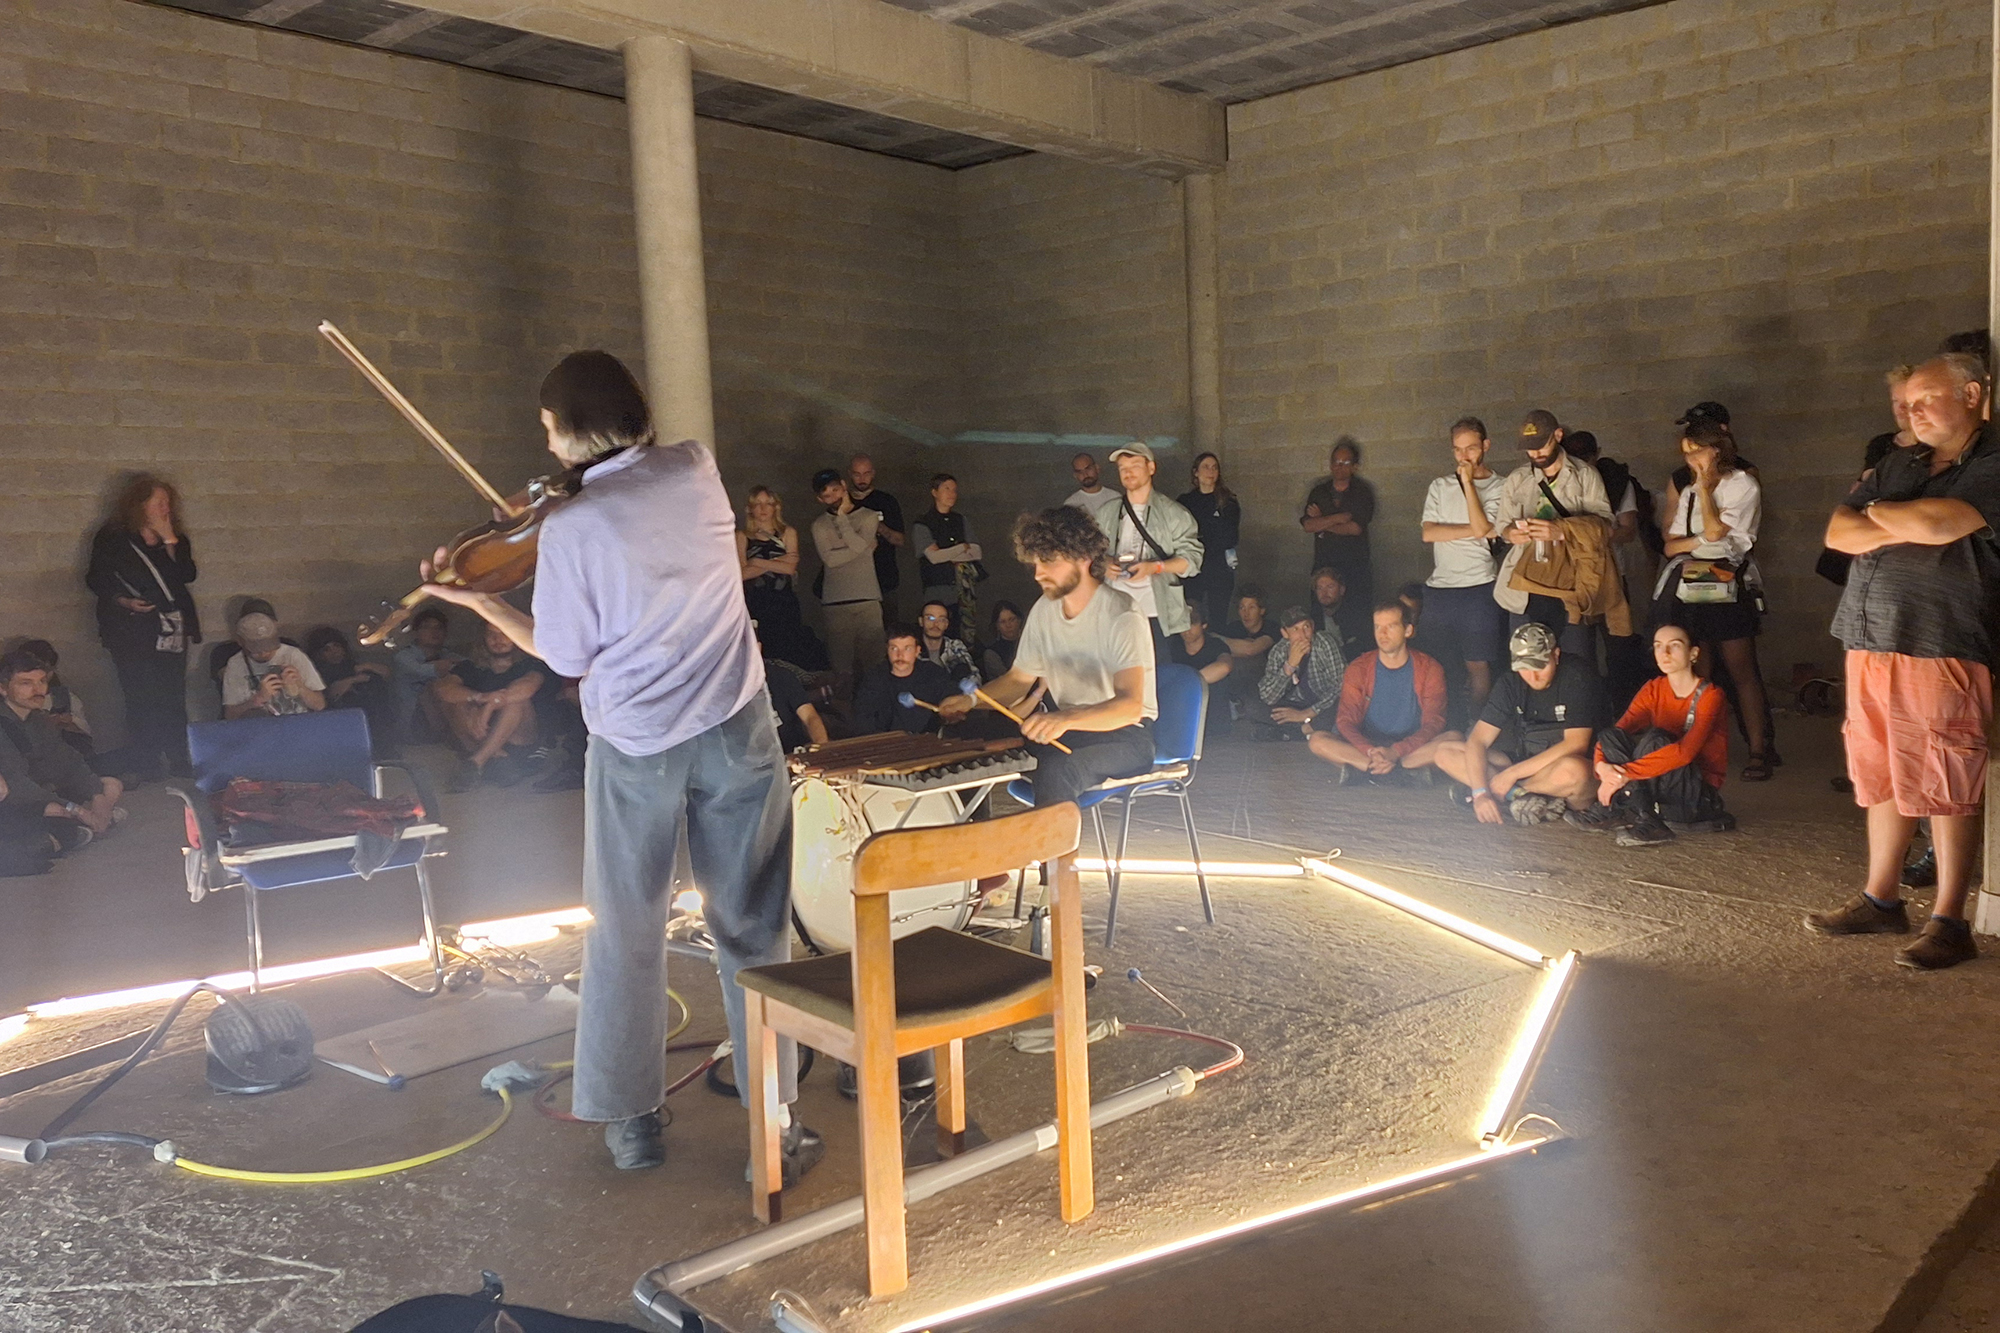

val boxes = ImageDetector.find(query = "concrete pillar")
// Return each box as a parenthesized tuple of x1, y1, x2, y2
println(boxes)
(1183, 172, 1222, 456)
(623, 35, 716, 451)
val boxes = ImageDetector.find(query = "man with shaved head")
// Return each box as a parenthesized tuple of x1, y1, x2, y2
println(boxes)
(1065, 450, 1114, 512)
(1809, 353, 2000, 969)
(846, 453, 904, 614)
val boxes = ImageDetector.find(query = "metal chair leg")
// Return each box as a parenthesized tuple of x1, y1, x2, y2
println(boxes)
(243, 883, 264, 994)
(1090, 805, 1117, 941)
(378, 852, 447, 998)
(1178, 787, 1215, 924)
(1105, 795, 1137, 948)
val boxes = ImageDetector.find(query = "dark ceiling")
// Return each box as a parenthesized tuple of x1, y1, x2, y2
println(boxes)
(154, 0, 1655, 167)
(886, 0, 1657, 100)
(152, 0, 1031, 169)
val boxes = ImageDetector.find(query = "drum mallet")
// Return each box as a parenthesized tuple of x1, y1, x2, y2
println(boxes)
(1127, 967, 1187, 1019)
(958, 678, 1071, 754)
(896, 692, 944, 714)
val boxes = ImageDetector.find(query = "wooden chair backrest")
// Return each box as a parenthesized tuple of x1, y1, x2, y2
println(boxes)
(852, 801, 1082, 896)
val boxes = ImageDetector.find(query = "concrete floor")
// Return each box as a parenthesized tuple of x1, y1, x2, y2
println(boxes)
(6, 721, 2000, 1332)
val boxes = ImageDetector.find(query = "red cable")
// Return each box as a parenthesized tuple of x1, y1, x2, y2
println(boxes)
(1124, 1023, 1245, 1080)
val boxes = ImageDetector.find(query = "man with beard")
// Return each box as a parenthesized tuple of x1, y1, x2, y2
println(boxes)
(969, 505, 1156, 804)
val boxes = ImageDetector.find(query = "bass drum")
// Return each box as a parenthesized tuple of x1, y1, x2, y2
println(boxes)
(790, 777, 974, 953)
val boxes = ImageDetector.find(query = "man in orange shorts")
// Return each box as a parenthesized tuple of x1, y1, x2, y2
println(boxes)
(1806, 353, 2000, 969)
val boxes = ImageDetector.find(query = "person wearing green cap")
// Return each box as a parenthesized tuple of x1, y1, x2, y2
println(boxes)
(1431, 621, 1599, 825)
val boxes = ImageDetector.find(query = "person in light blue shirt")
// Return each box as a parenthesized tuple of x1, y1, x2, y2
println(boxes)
(419, 351, 822, 1186)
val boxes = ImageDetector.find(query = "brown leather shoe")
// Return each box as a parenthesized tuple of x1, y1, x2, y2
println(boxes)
(1896, 918, 1978, 970)
(1804, 894, 1910, 936)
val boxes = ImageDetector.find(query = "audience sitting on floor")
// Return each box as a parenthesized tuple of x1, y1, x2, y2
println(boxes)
(765, 656, 830, 753)
(14, 640, 93, 759)
(221, 606, 325, 720)
(917, 598, 980, 681)
(435, 622, 548, 790)
(1308, 599, 1454, 784)
(982, 600, 1025, 681)
(392, 606, 462, 744)
(0, 649, 125, 875)
(1168, 598, 1233, 735)
(1307, 566, 1350, 652)
(1433, 622, 1599, 826)
(305, 625, 399, 756)
(1571, 623, 1735, 848)
(852, 622, 969, 735)
(1253, 604, 1346, 741)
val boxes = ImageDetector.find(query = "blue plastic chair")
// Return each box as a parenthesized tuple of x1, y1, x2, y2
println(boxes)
(1006, 663, 1214, 946)
(171, 710, 449, 995)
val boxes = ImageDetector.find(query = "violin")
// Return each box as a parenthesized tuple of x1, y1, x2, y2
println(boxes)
(318, 322, 574, 646)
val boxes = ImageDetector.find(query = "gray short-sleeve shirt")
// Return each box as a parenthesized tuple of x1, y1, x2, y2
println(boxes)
(1012, 583, 1158, 722)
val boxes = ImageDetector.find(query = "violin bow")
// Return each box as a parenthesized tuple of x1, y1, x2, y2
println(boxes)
(318, 321, 522, 518)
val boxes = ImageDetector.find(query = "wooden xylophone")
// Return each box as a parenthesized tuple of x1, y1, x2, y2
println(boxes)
(789, 732, 1036, 791)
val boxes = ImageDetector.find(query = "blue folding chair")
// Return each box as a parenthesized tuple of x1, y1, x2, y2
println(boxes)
(171, 710, 450, 995)
(1007, 663, 1215, 946)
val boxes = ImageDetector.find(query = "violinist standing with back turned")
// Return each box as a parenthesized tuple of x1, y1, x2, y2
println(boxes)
(421, 351, 824, 1181)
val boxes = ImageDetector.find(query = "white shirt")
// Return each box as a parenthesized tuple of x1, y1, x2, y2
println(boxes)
(1422, 472, 1506, 588)
(1665, 469, 1761, 561)
(1014, 583, 1157, 721)
(532, 442, 764, 757)
(221, 644, 324, 714)
(1110, 500, 1160, 619)
(1065, 487, 1115, 512)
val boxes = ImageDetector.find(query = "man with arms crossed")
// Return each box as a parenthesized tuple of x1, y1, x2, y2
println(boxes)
(422, 351, 822, 1179)
(1807, 353, 2000, 969)
(976, 506, 1157, 804)
(1433, 622, 1598, 825)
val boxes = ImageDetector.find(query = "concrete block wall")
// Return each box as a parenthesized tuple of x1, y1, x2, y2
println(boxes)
(0, 0, 961, 734)
(951, 152, 1192, 620)
(1219, 0, 1990, 672)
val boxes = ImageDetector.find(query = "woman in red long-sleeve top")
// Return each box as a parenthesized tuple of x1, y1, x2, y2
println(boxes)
(1574, 623, 1735, 846)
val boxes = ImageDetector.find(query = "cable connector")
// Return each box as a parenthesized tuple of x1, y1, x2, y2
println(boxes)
(153, 1140, 178, 1164)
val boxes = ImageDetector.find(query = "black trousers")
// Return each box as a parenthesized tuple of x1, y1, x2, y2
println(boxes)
(111, 648, 190, 776)
(0, 799, 53, 877)
(1598, 725, 1725, 823)
(1025, 723, 1156, 807)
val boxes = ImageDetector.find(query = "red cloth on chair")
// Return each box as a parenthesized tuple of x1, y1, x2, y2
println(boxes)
(214, 779, 421, 843)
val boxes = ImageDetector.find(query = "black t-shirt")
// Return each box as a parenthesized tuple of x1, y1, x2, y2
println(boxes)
(451, 655, 546, 696)
(1170, 633, 1230, 673)
(852, 658, 954, 735)
(1222, 617, 1271, 648)
(1479, 658, 1600, 755)
(1303, 477, 1375, 575)
(765, 663, 812, 752)
(851, 488, 903, 593)
(1862, 432, 1900, 475)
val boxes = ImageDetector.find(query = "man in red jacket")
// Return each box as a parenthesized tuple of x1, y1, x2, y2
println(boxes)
(1570, 623, 1734, 847)
(1308, 601, 1453, 783)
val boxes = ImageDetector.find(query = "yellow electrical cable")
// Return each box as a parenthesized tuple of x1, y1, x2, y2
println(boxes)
(157, 988, 692, 1185)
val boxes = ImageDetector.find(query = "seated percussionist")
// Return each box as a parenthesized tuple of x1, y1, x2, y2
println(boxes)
(972, 506, 1157, 803)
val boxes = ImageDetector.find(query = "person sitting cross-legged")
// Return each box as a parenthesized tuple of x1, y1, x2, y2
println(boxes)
(1432, 622, 1599, 825)
(434, 622, 547, 790)
(1252, 605, 1346, 741)
(221, 609, 325, 720)
(0, 650, 125, 860)
(1568, 623, 1735, 848)
(1308, 599, 1455, 784)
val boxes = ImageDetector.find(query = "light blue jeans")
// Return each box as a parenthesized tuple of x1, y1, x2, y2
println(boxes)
(571, 694, 799, 1121)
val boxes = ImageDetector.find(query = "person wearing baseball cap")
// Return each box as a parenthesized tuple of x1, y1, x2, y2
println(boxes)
(1430, 620, 1600, 825)
(1490, 409, 1614, 666)
(220, 606, 324, 719)
(1093, 440, 1205, 660)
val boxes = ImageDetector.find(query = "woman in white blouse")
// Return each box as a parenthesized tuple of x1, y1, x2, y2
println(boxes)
(1657, 420, 1775, 780)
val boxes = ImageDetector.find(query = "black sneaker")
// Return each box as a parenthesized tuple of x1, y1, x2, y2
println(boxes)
(1900, 847, 1938, 890)
(448, 758, 481, 793)
(745, 1119, 827, 1186)
(1445, 780, 1471, 807)
(605, 1110, 664, 1170)
(1896, 918, 1978, 970)
(532, 763, 585, 793)
(485, 753, 530, 788)
(1565, 802, 1632, 833)
(1666, 811, 1738, 834)
(1615, 811, 1674, 847)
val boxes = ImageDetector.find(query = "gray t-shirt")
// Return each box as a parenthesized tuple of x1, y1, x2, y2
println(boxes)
(1013, 583, 1158, 722)
(1422, 472, 1505, 588)
(1065, 487, 1115, 512)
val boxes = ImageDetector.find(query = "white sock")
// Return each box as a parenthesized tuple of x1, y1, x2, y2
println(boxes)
(777, 1102, 793, 1130)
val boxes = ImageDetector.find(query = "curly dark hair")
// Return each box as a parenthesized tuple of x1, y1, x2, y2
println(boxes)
(1012, 505, 1110, 581)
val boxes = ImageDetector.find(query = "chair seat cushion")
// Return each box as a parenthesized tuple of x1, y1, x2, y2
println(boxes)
(739, 927, 1052, 1032)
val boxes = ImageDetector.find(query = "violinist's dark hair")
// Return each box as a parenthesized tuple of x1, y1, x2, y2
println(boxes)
(539, 351, 653, 460)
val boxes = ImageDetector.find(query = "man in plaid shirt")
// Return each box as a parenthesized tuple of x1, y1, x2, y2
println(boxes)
(1255, 605, 1346, 740)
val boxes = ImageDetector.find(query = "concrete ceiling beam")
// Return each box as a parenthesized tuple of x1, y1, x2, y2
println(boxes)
(399, 0, 1228, 175)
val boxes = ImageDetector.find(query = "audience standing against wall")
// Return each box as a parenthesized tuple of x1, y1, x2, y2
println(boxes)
(912, 473, 985, 642)
(1299, 437, 1374, 649)
(1177, 451, 1240, 629)
(1420, 417, 1507, 722)
(85, 474, 200, 780)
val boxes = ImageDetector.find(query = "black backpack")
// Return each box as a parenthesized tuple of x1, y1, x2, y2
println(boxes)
(1594, 457, 1665, 558)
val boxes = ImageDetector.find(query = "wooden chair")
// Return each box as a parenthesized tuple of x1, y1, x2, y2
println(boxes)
(738, 801, 1092, 1298)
